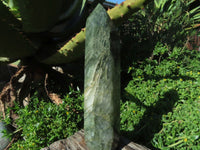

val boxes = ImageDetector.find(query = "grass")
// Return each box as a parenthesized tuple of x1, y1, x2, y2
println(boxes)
(1, 44, 200, 149)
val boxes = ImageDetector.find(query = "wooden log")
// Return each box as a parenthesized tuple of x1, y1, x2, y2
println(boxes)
(41, 130, 151, 150)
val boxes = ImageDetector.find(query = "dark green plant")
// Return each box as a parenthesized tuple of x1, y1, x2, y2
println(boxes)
(121, 45, 200, 149)
(2, 87, 83, 149)
(0, 0, 151, 64)
(120, 0, 200, 68)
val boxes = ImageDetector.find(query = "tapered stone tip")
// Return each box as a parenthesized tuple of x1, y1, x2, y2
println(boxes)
(86, 4, 111, 28)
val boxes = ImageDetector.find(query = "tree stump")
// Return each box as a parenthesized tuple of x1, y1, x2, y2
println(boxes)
(41, 130, 151, 150)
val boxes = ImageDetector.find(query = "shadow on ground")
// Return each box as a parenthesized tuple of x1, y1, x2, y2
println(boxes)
(121, 89, 179, 149)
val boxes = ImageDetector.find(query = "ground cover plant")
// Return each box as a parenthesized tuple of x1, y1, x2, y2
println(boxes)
(1, 87, 84, 149)
(121, 44, 200, 149)
(2, 45, 200, 149)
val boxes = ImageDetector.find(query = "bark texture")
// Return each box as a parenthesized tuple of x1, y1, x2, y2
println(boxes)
(41, 130, 151, 150)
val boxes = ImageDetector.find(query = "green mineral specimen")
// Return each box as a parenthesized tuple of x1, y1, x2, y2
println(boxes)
(84, 4, 120, 150)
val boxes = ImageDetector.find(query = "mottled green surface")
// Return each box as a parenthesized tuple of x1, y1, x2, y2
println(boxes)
(84, 4, 120, 150)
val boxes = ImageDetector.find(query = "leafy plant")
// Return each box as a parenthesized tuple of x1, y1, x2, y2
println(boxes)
(2, 44, 200, 149)
(2, 87, 83, 149)
(121, 45, 200, 149)
(0, 0, 150, 64)
(120, 0, 200, 68)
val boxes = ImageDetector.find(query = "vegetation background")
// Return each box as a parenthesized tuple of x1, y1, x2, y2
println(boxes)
(1, 0, 200, 149)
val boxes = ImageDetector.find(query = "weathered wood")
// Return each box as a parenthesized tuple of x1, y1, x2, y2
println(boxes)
(41, 130, 151, 150)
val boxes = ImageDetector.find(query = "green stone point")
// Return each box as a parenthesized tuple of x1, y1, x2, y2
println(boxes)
(84, 4, 120, 150)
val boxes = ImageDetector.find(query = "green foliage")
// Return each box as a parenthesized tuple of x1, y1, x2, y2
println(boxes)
(2, 45, 200, 149)
(2, 87, 83, 149)
(1, 0, 20, 18)
(120, 0, 200, 68)
(143, 0, 199, 45)
(1, 0, 87, 33)
(121, 45, 200, 149)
